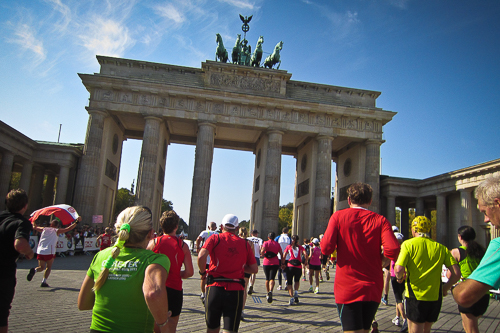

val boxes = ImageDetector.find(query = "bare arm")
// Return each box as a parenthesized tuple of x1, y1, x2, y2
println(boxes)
(57, 217, 81, 235)
(78, 275, 95, 310)
(146, 238, 157, 251)
(143, 264, 170, 330)
(453, 278, 492, 308)
(180, 242, 194, 279)
(32, 220, 44, 233)
(394, 264, 406, 283)
(195, 236, 203, 252)
(14, 238, 34, 259)
(244, 262, 258, 274)
(443, 264, 461, 296)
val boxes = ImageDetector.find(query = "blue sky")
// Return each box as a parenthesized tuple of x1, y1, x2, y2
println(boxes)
(1, 0, 499, 227)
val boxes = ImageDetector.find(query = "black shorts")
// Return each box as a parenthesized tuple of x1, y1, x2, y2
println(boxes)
(205, 286, 244, 332)
(391, 276, 405, 304)
(244, 273, 251, 278)
(406, 296, 442, 323)
(337, 301, 379, 331)
(166, 287, 183, 317)
(286, 267, 302, 285)
(309, 264, 321, 271)
(321, 256, 328, 265)
(263, 265, 279, 281)
(458, 293, 490, 317)
(0, 277, 16, 327)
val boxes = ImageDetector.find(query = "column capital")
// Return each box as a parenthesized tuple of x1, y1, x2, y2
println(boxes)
(85, 107, 109, 117)
(365, 139, 384, 146)
(267, 128, 285, 136)
(197, 121, 217, 129)
(316, 135, 334, 142)
(144, 115, 163, 122)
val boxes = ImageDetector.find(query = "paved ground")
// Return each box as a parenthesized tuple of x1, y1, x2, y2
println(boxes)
(8, 254, 500, 332)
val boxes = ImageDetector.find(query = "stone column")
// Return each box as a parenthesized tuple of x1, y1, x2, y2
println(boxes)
(19, 161, 33, 193)
(189, 122, 216, 241)
(135, 116, 162, 207)
(314, 135, 333, 236)
(365, 140, 382, 212)
(460, 189, 473, 226)
(436, 193, 447, 245)
(43, 173, 56, 207)
(0, 151, 14, 209)
(262, 130, 283, 236)
(28, 166, 44, 213)
(386, 195, 396, 225)
(55, 165, 70, 204)
(400, 201, 410, 237)
(415, 197, 424, 216)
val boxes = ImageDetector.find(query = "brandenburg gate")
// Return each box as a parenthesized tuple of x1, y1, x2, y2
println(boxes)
(73, 55, 396, 239)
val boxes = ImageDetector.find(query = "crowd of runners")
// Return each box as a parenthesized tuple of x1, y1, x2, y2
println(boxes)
(2, 175, 500, 333)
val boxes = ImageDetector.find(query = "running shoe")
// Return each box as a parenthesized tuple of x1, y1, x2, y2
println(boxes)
(200, 294, 205, 305)
(40, 282, 50, 288)
(400, 319, 408, 332)
(267, 292, 273, 303)
(248, 285, 254, 295)
(381, 296, 388, 305)
(294, 296, 299, 304)
(319, 277, 324, 282)
(302, 277, 306, 281)
(308, 286, 313, 292)
(392, 316, 400, 326)
(289, 297, 294, 305)
(240, 311, 245, 321)
(27, 268, 36, 282)
(314, 287, 319, 294)
(326, 270, 330, 280)
(277, 285, 282, 291)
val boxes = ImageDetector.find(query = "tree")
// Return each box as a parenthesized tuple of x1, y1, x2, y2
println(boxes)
(278, 203, 293, 232)
(114, 188, 135, 220)
(239, 219, 250, 230)
(161, 199, 173, 213)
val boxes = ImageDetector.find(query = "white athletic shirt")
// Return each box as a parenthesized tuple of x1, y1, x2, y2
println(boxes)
(37, 227, 58, 255)
(198, 230, 218, 263)
(277, 234, 291, 260)
(247, 236, 263, 257)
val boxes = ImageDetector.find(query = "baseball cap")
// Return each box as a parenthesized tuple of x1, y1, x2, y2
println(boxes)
(312, 238, 320, 244)
(395, 232, 404, 241)
(252, 229, 259, 234)
(392, 225, 399, 232)
(412, 216, 431, 233)
(222, 214, 239, 229)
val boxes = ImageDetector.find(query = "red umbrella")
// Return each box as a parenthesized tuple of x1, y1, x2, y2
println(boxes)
(29, 204, 80, 226)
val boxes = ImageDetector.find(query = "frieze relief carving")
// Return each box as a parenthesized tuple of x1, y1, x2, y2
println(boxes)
(102, 90, 113, 101)
(120, 93, 132, 103)
(158, 97, 168, 107)
(140, 94, 151, 105)
(209, 73, 280, 93)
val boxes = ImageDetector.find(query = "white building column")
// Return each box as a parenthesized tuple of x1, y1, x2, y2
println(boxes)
(55, 165, 70, 204)
(386, 195, 396, 225)
(19, 160, 33, 193)
(436, 193, 447, 245)
(365, 140, 382, 212)
(43, 172, 56, 207)
(314, 135, 333, 236)
(262, 130, 283, 235)
(189, 122, 216, 240)
(28, 166, 44, 213)
(74, 109, 108, 224)
(460, 189, 473, 226)
(415, 197, 424, 217)
(0, 151, 15, 209)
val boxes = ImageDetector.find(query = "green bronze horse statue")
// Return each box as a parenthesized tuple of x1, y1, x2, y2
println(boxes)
(263, 41, 283, 69)
(251, 35, 264, 67)
(215, 33, 228, 63)
(232, 34, 241, 64)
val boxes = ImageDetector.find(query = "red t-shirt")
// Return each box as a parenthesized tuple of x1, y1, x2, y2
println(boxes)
(321, 207, 400, 304)
(152, 234, 185, 290)
(203, 232, 256, 291)
(262, 240, 281, 266)
(99, 234, 112, 251)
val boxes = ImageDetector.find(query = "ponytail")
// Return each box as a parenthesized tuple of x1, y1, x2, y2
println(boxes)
(291, 235, 299, 250)
(457, 225, 486, 261)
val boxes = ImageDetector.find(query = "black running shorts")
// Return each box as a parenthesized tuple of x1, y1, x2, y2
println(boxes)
(166, 287, 183, 317)
(205, 286, 244, 332)
(263, 265, 279, 281)
(337, 301, 379, 331)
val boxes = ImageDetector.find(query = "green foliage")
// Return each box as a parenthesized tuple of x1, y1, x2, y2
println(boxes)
(239, 219, 250, 230)
(114, 188, 135, 220)
(278, 203, 293, 232)
(161, 199, 173, 212)
(9, 172, 20, 190)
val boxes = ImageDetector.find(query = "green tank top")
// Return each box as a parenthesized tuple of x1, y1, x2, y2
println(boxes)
(458, 245, 481, 279)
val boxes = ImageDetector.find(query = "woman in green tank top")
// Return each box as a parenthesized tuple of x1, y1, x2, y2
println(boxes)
(449, 226, 487, 333)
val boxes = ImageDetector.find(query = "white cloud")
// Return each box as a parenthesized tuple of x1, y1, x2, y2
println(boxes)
(218, 0, 254, 10)
(8, 23, 47, 67)
(44, 0, 72, 33)
(154, 3, 185, 24)
(78, 17, 136, 57)
(387, 0, 410, 10)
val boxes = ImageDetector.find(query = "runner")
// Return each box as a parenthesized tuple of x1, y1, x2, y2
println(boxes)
(246, 229, 263, 295)
(197, 214, 257, 333)
(27, 216, 80, 287)
(282, 235, 308, 305)
(238, 227, 254, 320)
(302, 238, 310, 281)
(390, 232, 408, 331)
(148, 210, 194, 333)
(308, 238, 322, 294)
(96, 227, 113, 251)
(395, 216, 460, 333)
(448, 226, 488, 333)
(275, 227, 291, 290)
(261, 232, 283, 303)
(195, 221, 218, 304)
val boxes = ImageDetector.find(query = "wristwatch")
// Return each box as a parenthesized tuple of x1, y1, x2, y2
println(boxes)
(199, 270, 206, 276)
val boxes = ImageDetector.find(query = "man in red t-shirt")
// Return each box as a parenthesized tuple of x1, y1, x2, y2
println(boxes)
(322, 182, 400, 333)
(96, 227, 112, 251)
(198, 214, 258, 333)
